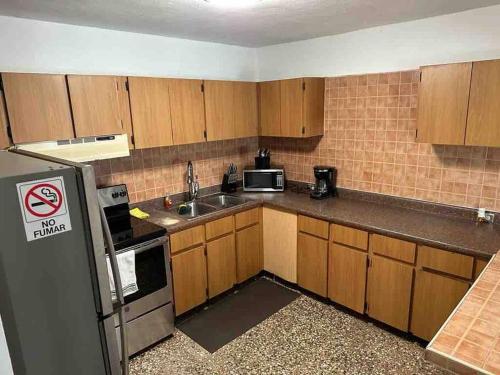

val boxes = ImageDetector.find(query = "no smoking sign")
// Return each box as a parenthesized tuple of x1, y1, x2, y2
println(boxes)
(17, 176, 72, 241)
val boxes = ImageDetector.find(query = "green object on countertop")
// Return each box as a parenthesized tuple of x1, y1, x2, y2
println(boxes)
(130, 207, 150, 219)
(177, 204, 189, 215)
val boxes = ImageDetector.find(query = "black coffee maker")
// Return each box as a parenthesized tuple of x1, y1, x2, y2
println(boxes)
(310, 166, 337, 199)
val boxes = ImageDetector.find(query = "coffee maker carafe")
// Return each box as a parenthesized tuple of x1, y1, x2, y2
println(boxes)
(310, 166, 337, 200)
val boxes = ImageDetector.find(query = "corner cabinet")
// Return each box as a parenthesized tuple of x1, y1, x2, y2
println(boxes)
(417, 58, 500, 146)
(259, 78, 325, 138)
(204, 80, 258, 141)
(262, 206, 297, 283)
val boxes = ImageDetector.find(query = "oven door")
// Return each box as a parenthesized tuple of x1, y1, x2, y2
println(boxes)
(243, 169, 284, 191)
(113, 236, 173, 323)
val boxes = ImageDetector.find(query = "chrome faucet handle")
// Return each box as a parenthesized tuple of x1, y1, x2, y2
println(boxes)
(193, 175, 200, 199)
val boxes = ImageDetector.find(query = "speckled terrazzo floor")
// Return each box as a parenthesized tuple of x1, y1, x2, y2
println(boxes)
(130, 288, 446, 375)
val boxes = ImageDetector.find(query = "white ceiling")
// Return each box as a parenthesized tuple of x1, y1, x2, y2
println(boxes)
(1, 0, 500, 47)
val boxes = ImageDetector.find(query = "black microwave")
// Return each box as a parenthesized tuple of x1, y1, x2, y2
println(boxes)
(243, 169, 285, 192)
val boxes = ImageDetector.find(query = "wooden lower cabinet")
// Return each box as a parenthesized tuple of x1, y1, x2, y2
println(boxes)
(171, 246, 207, 316)
(328, 243, 367, 313)
(236, 224, 261, 283)
(206, 234, 236, 298)
(410, 270, 469, 340)
(297, 233, 328, 296)
(367, 255, 413, 331)
(262, 207, 297, 283)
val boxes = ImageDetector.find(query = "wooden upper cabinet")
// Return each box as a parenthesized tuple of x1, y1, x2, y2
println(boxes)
(280, 78, 303, 137)
(67, 75, 133, 140)
(234, 82, 258, 138)
(259, 81, 281, 136)
(303, 78, 325, 137)
(168, 79, 206, 145)
(259, 78, 324, 138)
(0, 90, 10, 148)
(466, 60, 500, 146)
(416, 63, 472, 145)
(128, 77, 173, 149)
(2, 73, 74, 143)
(204, 80, 235, 141)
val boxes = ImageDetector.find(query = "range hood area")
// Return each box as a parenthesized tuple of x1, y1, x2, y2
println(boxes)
(14, 134, 130, 162)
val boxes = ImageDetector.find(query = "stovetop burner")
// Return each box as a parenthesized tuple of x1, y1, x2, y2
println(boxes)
(111, 216, 166, 251)
(98, 184, 166, 251)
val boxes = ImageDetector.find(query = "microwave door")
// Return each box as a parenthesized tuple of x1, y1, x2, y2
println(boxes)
(246, 172, 274, 189)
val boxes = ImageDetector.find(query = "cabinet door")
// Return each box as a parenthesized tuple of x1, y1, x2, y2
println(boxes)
(328, 243, 367, 313)
(236, 224, 261, 283)
(207, 234, 236, 298)
(204, 80, 235, 141)
(303, 78, 325, 137)
(297, 233, 328, 296)
(234, 82, 258, 138)
(411, 270, 469, 341)
(280, 78, 303, 137)
(0, 91, 10, 148)
(416, 63, 472, 145)
(2, 73, 74, 143)
(128, 77, 173, 149)
(171, 246, 207, 316)
(367, 255, 413, 331)
(466, 59, 500, 146)
(169, 79, 206, 145)
(262, 207, 297, 283)
(68, 75, 132, 139)
(259, 81, 281, 136)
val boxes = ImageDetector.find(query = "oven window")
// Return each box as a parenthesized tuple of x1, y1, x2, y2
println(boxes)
(245, 172, 274, 188)
(123, 245, 167, 305)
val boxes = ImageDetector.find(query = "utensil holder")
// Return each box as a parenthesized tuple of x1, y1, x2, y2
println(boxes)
(255, 156, 270, 169)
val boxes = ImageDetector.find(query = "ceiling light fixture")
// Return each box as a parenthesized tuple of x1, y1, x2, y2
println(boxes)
(203, 0, 262, 8)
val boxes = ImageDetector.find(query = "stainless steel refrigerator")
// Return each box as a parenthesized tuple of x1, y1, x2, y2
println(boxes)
(0, 150, 125, 375)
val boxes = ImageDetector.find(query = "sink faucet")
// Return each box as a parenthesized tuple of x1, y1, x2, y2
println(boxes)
(187, 161, 199, 201)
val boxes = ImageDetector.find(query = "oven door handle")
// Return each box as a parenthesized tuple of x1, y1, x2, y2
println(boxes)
(115, 236, 168, 256)
(99, 203, 129, 375)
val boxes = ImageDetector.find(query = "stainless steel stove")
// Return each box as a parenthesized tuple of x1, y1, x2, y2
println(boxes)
(98, 184, 174, 357)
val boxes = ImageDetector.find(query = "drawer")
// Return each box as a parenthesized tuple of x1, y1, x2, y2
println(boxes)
(205, 215, 234, 241)
(170, 225, 205, 254)
(298, 215, 329, 240)
(417, 246, 474, 279)
(330, 224, 368, 250)
(115, 304, 174, 357)
(369, 234, 416, 263)
(235, 208, 260, 230)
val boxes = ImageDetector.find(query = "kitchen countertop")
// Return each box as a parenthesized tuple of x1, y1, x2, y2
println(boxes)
(137, 188, 500, 259)
(426, 251, 500, 374)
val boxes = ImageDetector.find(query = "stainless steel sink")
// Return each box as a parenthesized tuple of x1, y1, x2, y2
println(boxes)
(165, 194, 246, 221)
(199, 193, 246, 208)
(167, 201, 218, 220)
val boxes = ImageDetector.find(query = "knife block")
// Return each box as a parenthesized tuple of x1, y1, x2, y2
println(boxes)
(221, 172, 238, 193)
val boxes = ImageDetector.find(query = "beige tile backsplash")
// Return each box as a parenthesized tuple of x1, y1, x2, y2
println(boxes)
(94, 69, 500, 211)
(91, 137, 258, 203)
(260, 70, 500, 212)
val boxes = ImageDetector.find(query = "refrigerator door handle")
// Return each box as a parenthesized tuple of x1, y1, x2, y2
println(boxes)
(99, 203, 129, 375)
